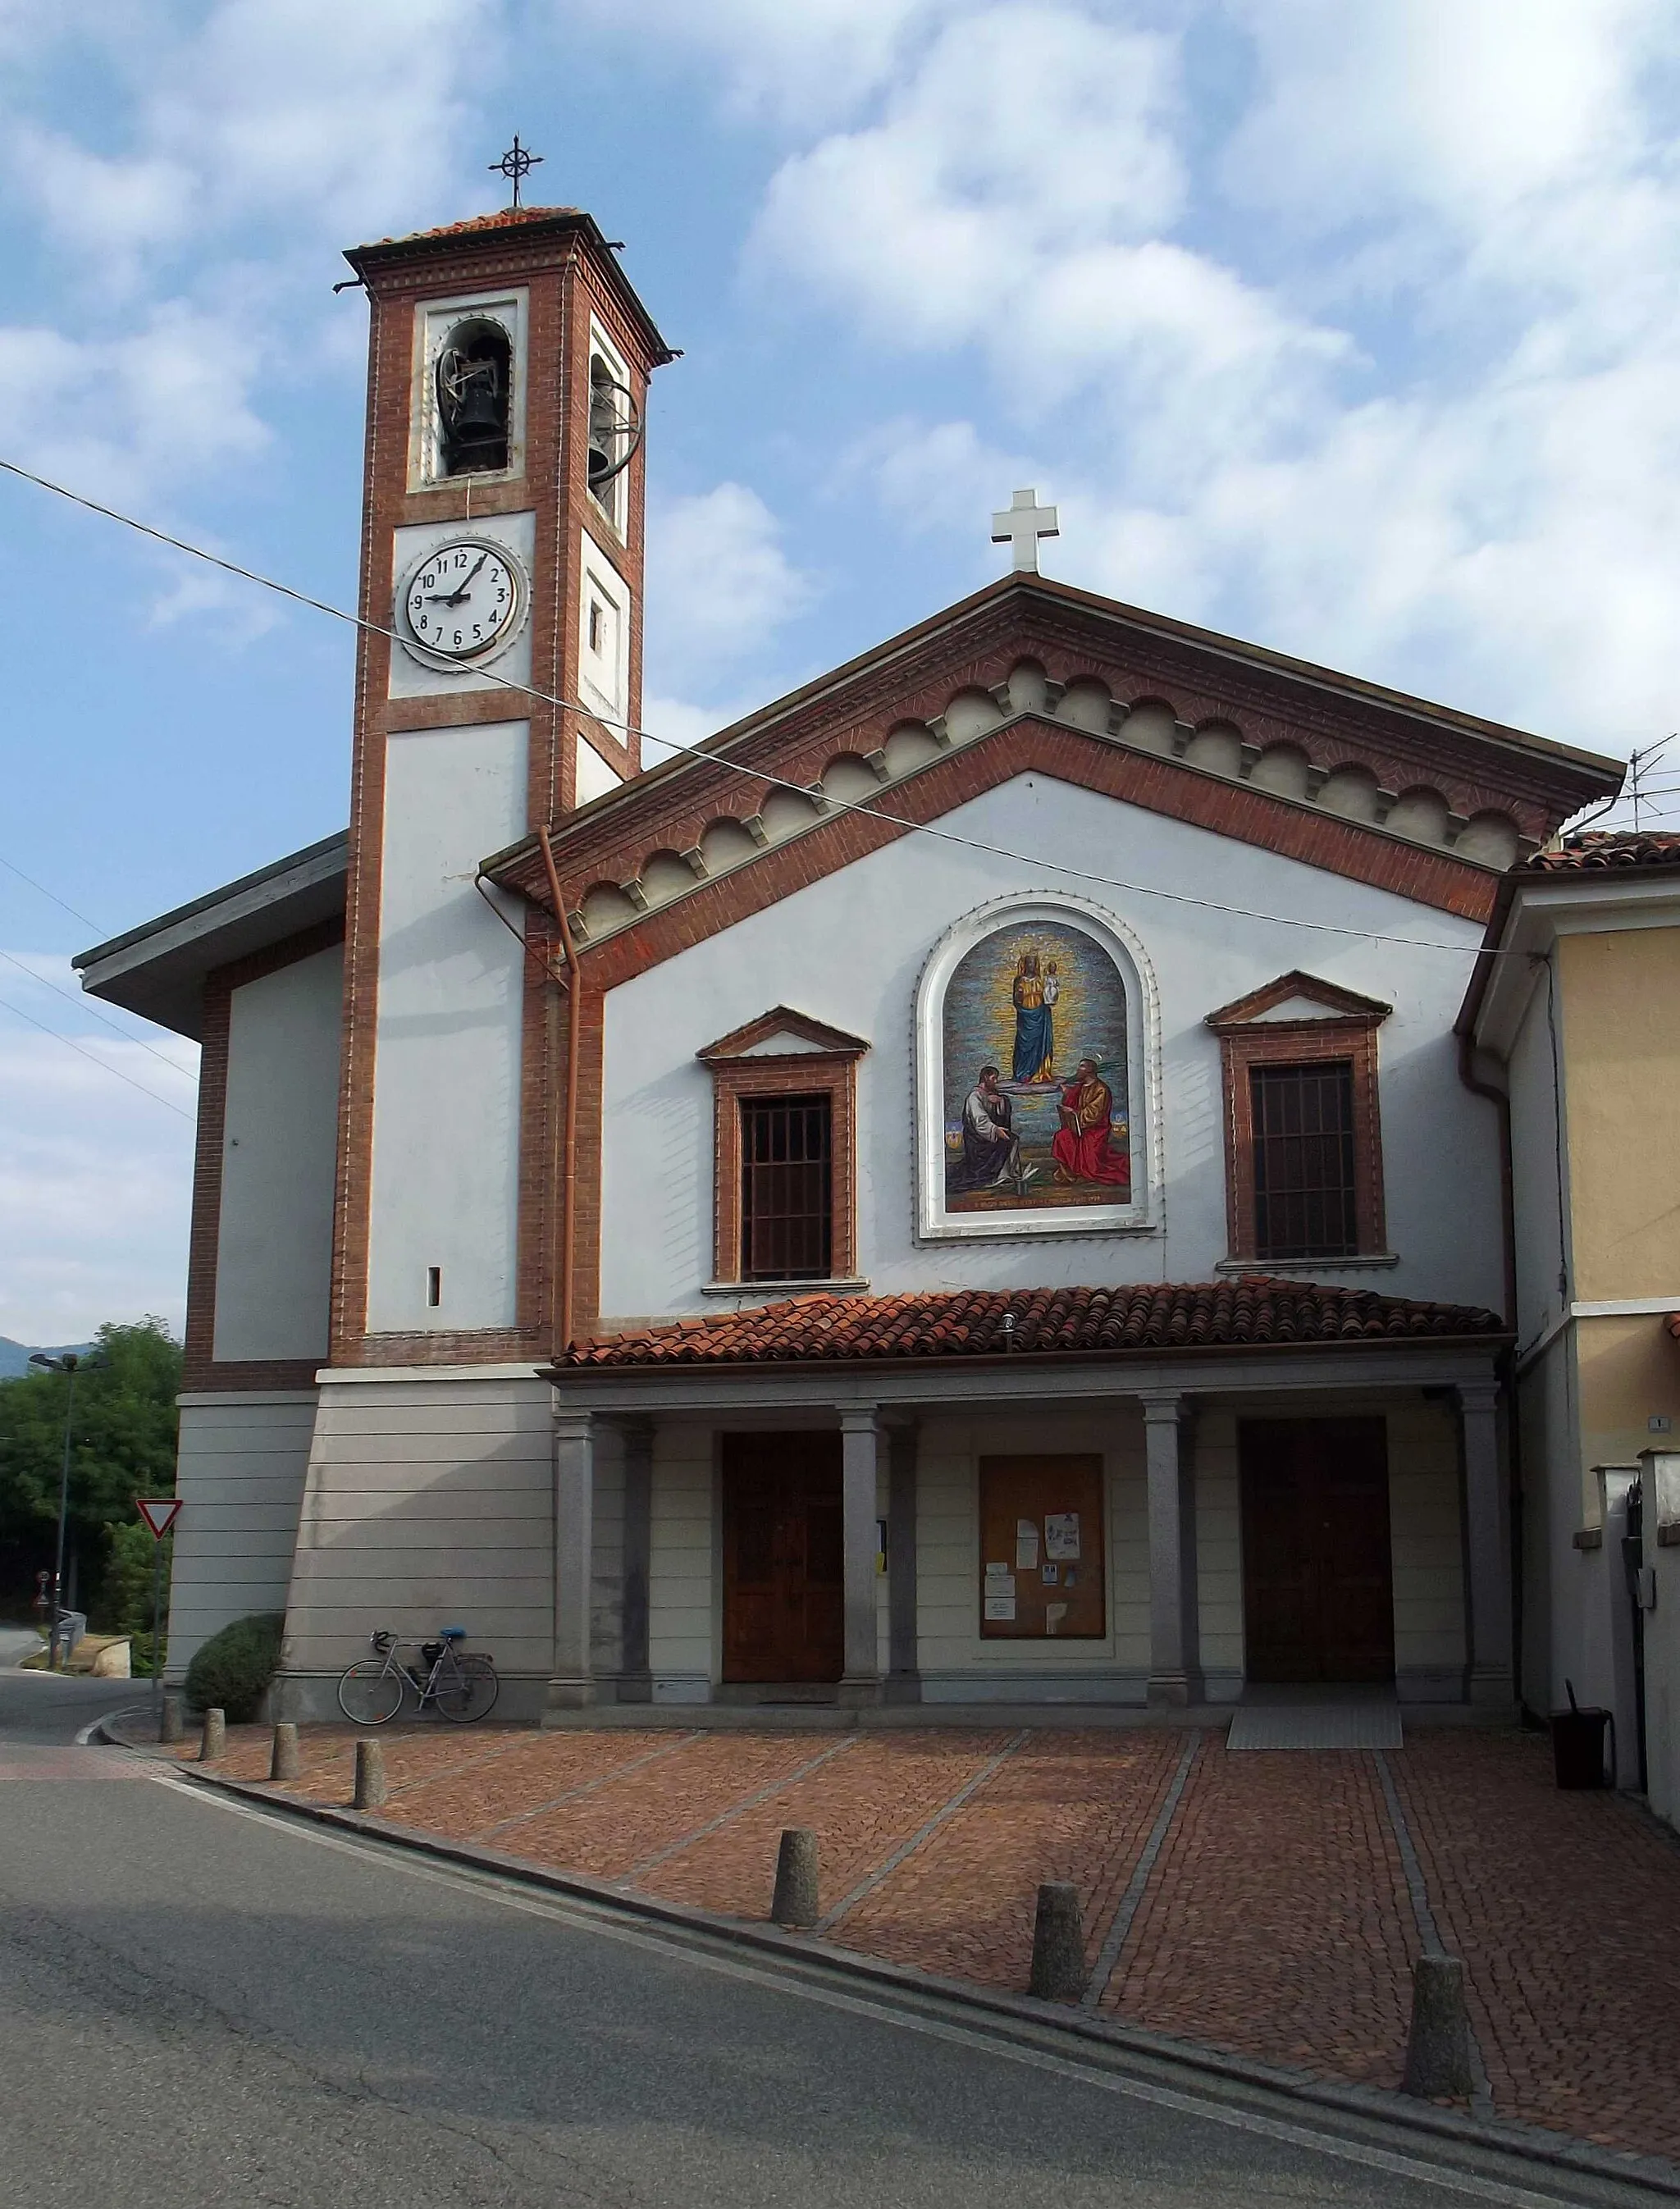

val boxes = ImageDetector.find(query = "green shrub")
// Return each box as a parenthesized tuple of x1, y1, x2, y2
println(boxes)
(184, 1613, 285, 1721)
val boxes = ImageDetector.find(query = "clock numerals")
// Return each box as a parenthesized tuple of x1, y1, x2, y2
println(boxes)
(403, 541, 521, 662)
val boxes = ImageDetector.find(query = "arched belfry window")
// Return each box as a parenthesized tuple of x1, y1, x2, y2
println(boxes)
(914, 894, 1162, 1242)
(436, 318, 513, 476)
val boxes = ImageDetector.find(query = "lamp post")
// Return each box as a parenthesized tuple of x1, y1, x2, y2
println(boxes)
(28, 1349, 105, 1670)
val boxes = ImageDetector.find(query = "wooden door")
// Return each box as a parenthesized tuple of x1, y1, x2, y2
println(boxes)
(1239, 1418, 1395, 1683)
(722, 1433, 844, 1683)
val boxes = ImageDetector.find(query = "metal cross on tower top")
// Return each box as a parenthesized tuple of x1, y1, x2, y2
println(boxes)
(490, 135, 543, 208)
(991, 487, 1059, 573)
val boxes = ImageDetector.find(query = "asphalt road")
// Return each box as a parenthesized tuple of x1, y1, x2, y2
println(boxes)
(0, 1682, 1654, 2209)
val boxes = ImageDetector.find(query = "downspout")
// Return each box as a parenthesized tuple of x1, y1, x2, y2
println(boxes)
(538, 825, 582, 1352)
(1458, 1026, 1526, 1713)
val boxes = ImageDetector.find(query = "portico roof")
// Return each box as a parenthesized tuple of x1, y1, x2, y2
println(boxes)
(556, 1280, 1506, 1373)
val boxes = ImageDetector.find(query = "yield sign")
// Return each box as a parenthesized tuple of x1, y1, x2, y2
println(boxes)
(136, 1498, 182, 1540)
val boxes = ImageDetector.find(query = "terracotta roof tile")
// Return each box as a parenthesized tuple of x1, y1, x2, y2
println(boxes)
(559, 1280, 1504, 1369)
(365, 206, 583, 248)
(1527, 830, 1680, 874)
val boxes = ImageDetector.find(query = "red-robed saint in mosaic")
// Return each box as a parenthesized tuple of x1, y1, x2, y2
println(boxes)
(1051, 1059, 1130, 1187)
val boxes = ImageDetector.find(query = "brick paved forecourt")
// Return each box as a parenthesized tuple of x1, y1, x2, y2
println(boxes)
(156, 1719, 1680, 2170)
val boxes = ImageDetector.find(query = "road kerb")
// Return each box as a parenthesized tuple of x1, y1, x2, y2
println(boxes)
(94, 1715, 1680, 2204)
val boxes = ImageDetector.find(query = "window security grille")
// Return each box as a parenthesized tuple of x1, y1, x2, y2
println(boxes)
(1250, 1061, 1358, 1259)
(741, 1095, 833, 1280)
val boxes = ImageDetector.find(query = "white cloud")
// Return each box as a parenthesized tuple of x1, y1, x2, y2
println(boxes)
(644, 482, 815, 687)
(751, 9, 1189, 354)
(745, 1, 1680, 746)
(0, 303, 269, 514)
(0, 961, 196, 1342)
(7, 0, 495, 274)
(555, 0, 963, 124)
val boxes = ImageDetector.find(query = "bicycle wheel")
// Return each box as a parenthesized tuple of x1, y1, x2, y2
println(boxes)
(435, 1653, 499, 1723)
(337, 1658, 404, 1725)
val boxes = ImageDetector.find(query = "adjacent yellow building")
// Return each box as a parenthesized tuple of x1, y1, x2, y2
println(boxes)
(1461, 831, 1680, 1824)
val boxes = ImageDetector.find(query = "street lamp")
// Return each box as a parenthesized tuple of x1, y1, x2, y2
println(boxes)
(28, 1349, 106, 1670)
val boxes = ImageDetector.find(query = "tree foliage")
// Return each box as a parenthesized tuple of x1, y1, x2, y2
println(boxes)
(0, 1318, 181, 1622)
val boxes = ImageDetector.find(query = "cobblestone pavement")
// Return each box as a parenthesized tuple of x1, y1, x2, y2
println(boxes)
(168, 1720, 1680, 2166)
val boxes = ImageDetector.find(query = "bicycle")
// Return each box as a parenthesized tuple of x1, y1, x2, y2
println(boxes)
(336, 1627, 500, 1725)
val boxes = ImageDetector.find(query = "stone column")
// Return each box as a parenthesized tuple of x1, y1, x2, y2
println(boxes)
(885, 1421, 920, 1705)
(550, 1405, 595, 1711)
(1459, 1379, 1513, 1706)
(617, 1417, 653, 1703)
(839, 1408, 883, 1706)
(1142, 1392, 1199, 1707)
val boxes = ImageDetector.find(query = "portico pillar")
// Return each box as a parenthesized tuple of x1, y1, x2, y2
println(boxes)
(550, 1406, 595, 1711)
(1459, 1379, 1513, 1706)
(1142, 1392, 1200, 1707)
(885, 1421, 921, 1705)
(617, 1417, 653, 1703)
(839, 1408, 883, 1706)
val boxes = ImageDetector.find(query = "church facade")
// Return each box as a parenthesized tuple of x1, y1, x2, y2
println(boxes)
(75, 205, 1620, 1719)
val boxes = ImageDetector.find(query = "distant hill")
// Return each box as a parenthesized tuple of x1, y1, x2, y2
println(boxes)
(0, 1338, 97, 1381)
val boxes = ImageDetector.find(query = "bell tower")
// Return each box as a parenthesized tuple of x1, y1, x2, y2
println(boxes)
(344, 201, 673, 809)
(331, 200, 673, 1358)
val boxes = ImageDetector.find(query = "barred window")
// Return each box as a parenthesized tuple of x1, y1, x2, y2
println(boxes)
(741, 1095, 833, 1280)
(1249, 1061, 1358, 1260)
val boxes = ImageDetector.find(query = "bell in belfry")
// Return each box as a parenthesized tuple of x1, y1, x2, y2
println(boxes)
(436, 331, 510, 473)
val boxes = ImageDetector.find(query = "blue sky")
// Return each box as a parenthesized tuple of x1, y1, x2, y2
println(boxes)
(2, 0, 1674, 1340)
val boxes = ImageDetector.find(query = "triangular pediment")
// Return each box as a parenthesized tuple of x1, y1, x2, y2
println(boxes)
(1205, 972, 1392, 1030)
(483, 574, 1619, 973)
(697, 1006, 870, 1065)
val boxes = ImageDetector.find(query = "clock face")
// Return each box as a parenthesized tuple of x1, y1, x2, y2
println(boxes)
(402, 538, 523, 661)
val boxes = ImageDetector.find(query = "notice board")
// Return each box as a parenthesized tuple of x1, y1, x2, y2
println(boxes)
(979, 1454, 1106, 1639)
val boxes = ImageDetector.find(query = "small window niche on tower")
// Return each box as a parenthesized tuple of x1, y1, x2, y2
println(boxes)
(436, 317, 513, 477)
(586, 324, 640, 533)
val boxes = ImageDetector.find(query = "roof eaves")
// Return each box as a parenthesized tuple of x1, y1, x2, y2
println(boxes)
(71, 831, 349, 971)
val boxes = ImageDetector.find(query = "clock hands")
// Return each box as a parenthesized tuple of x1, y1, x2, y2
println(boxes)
(428, 556, 488, 609)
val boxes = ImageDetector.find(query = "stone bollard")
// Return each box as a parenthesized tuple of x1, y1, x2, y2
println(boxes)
(160, 1692, 185, 1745)
(1028, 1881, 1085, 2001)
(770, 1828, 819, 1928)
(1402, 1954, 1474, 2100)
(199, 1707, 226, 1762)
(270, 1722, 300, 1783)
(353, 1737, 386, 1810)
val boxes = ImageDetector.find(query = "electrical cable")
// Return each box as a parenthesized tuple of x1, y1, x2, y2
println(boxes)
(0, 453, 1638, 963)
(0, 990, 196, 1119)
(0, 947, 198, 1079)
(0, 851, 106, 933)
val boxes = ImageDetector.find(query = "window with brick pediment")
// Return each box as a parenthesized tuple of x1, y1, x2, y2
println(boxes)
(1205, 973, 1392, 1267)
(697, 1008, 870, 1290)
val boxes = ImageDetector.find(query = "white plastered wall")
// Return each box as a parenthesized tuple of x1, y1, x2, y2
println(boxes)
(278, 1373, 554, 1718)
(212, 946, 342, 1362)
(167, 1393, 317, 1677)
(1386, 1399, 1468, 1698)
(367, 720, 528, 1335)
(1192, 1412, 1244, 1700)
(597, 774, 1501, 1321)
(647, 1422, 714, 1700)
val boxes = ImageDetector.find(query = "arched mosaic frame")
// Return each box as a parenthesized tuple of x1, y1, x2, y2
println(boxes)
(914, 892, 1163, 1243)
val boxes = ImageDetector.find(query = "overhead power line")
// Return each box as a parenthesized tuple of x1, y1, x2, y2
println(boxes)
(0, 454, 1638, 963)
(0, 990, 195, 1120)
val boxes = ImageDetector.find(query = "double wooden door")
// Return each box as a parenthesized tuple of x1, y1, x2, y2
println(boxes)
(721, 1432, 845, 1684)
(1239, 1417, 1395, 1683)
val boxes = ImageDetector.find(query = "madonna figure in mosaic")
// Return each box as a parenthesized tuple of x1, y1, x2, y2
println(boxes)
(942, 921, 1131, 1215)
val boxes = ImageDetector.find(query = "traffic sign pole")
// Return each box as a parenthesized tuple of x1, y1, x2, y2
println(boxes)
(135, 1500, 182, 1736)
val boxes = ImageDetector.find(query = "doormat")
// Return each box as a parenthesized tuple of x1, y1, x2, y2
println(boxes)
(1226, 1702, 1403, 1750)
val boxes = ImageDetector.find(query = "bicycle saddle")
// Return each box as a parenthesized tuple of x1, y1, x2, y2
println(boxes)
(440, 1625, 467, 1641)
